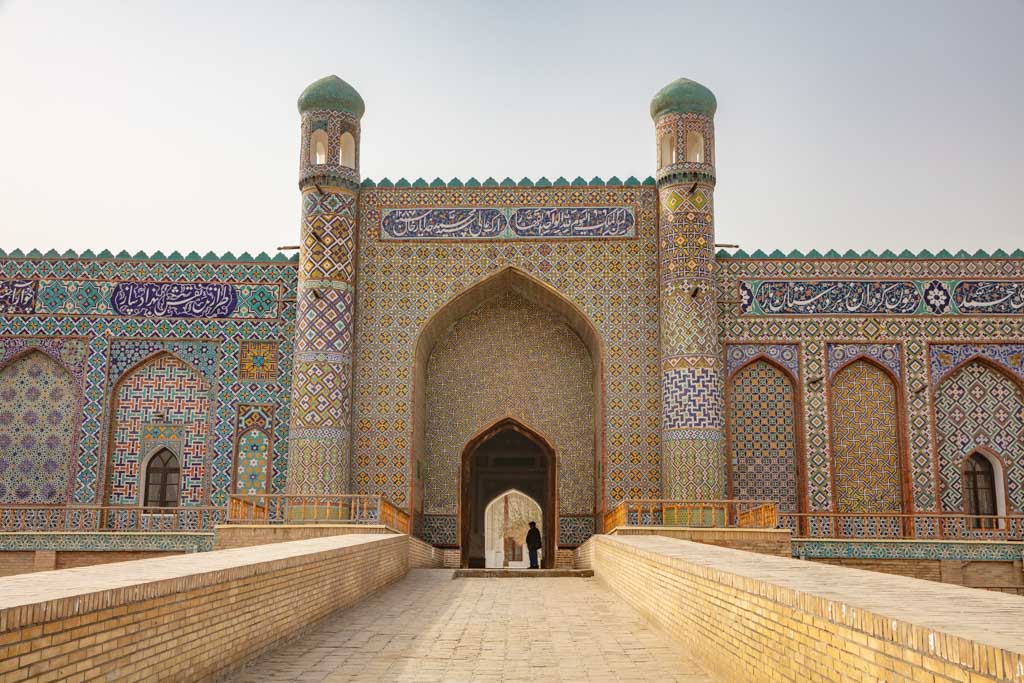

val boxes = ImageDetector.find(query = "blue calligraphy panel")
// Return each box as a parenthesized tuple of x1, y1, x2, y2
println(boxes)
(751, 281, 921, 315)
(952, 281, 1024, 314)
(380, 207, 636, 240)
(509, 207, 635, 237)
(111, 282, 238, 318)
(381, 209, 506, 239)
(0, 280, 37, 314)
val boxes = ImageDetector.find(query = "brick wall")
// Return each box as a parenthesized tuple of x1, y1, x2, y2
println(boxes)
(0, 552, 35, 577)
(592, 535, 1024, 682)
(408, 536, 442, 568)
(810, 557, 1024, 593)
(213, 523, 393, 550)
(0, 534, 408, 681)
(610, 526, 792, 557)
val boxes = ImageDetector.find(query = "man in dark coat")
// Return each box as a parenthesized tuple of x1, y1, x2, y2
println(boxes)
(525, 521, 542, 569)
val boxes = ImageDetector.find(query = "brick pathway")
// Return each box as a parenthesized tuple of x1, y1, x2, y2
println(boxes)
(229, 569, 713, 682)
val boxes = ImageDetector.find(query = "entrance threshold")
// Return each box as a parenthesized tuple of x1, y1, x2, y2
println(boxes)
(452, 568, 593, 578)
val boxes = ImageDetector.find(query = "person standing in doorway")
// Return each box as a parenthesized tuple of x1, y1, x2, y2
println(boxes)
(525, 521, 542, 569)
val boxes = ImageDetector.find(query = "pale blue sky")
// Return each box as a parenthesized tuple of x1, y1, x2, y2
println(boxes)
(1, 1, 1022, 255)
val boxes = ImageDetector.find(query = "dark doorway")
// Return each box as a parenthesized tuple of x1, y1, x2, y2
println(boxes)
(460, 420, 556, 568)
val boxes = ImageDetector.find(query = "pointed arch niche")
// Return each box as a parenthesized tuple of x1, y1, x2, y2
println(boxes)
(827, 356, 910, 516)
(934, 357, 1022, 515)
(0, 350, 81, 504)
(725, 356, 805, 521)
(411, 267, 604, 551)
(104, 352, 212, 507)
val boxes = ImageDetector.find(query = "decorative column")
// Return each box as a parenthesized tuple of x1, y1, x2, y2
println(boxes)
(286, 75, 364, 495)
(651, 78, 725, 499)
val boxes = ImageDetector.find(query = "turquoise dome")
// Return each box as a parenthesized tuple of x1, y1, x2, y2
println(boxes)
(297, 75, 365, 118)
(650, 78, 716, 120)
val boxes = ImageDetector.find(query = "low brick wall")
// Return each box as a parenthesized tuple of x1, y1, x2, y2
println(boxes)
(408, 535, 443, 568)
(609, 525, 792, 557)
(592, 535, 1024, 682)
(213, 523, 393, 550)
(0, 534, 408, 681)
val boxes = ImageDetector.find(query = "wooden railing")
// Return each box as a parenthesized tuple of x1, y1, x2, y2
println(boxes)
(602, 500, 778, 531)
(0, 505, 227, 532)
(786, 513, 1024, 541)
(226, 494, 410, 533)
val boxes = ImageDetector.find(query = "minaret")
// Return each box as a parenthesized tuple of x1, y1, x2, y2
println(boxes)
(651, 78, 724, 499)
(286, 75, 364, 495)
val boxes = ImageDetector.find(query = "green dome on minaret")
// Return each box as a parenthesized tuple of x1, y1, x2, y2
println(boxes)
(297, 75, 365, 118)
(650, 78, 717, 120)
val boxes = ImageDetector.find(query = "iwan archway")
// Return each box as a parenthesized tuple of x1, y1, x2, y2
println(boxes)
(411, 267, 603, 560)
(461, 419, 555, 568)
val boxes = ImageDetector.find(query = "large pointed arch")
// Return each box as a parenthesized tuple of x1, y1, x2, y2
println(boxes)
(103, 351, 213, 507)
(459, 416, 557, 568)
(410, 266, 604, 541)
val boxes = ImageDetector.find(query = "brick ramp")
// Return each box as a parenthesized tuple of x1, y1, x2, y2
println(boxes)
(453, 568, 593, 578)
(228, 569, 714, 682)
(591, 534, 1024, 682)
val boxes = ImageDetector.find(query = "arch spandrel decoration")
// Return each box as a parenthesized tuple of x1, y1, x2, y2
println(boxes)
(106, 352, 212, 506)
(935, 358, 1023, 513)
(412, 267, 602, 547)
(0, 350, 80, 504)
(828, 357, 906, 515)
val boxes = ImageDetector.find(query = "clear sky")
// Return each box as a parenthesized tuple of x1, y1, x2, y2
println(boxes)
(1, 1, 1022, 256)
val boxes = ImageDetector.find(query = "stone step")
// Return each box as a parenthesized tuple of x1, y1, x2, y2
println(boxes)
(452, 568, 593, 578)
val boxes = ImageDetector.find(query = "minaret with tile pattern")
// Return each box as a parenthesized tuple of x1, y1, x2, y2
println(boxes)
(651, 78, 725, 499)
(285, 75, 364, 495)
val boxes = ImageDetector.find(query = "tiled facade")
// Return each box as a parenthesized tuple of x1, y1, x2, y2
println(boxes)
(1, 75, 1023, 553)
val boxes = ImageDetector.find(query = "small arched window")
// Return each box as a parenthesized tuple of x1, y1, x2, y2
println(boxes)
(658, 133, 677, 169)
(309, 130, 328, 165)
(339, 132, 355, 168)
(685, 130, 705, 163)
(144, 449, 180, 508)
(964, 452, 997, 526)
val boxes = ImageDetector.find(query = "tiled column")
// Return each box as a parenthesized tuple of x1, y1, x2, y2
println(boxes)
(286, 187, 358, 494)
(652, 82, 725, 499)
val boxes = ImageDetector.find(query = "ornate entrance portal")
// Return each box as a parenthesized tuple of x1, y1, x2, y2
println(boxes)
(460, 420, 556, 568)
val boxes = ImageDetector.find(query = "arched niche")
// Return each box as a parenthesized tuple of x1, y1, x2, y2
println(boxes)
(483, 488, 543, 569)
(410, 267, 604, 548)
(309, 129, 328, 165)
(339, 131, 356, 168)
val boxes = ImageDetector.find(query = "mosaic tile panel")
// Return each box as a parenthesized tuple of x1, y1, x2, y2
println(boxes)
(930, 343, 1024, 386)
(380, 206, 635, 240)
(935, 360, 1023, 512)
(108, 353, 212, 505)
(0, 532, 214, 552)
(728, 359, 799, 513)
(0, 351, 79, 503)
(791, 539, 1024, 561)
(725, 343, 800, 379)
(559, 516, 596, 546)
(238, 341, 279, 382)
(423, 291, 594, 517)
(233, 404, 274, 495)
(829, 359, 903, 513)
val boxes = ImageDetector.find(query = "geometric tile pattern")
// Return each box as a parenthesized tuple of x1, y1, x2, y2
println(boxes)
(662, 368, 723, 429)
(108, 352, 212, 506)
(935, 360, 1023, 512)
(238, 341, 279, 381)
(287, 187, 357, 495)
(829, 359, 904, 513)
(233, 404, 274, 495)
(791, 539, 1024, 561)
(0, 532, 215, 552)
(423, 291, 594, 516)
(728, 359, 799, 513)
(0, 351, 79, 503)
